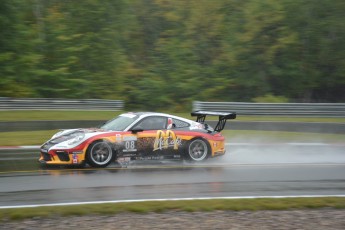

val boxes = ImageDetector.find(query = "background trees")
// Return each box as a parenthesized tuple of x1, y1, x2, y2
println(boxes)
(0, 0, 344, 111)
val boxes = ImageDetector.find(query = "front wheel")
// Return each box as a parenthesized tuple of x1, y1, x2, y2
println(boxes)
(186, 138, 210, 162)
(86, 141, 114, 168)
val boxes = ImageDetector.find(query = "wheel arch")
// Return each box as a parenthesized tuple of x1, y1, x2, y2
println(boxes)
(184, 136, 212, 161)
(85, 139, 116, 168)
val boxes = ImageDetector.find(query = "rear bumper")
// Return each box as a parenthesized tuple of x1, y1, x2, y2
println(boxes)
(212, 150, 226, 157)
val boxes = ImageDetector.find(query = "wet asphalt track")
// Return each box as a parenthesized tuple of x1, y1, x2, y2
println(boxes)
(1, 143, 345, 207)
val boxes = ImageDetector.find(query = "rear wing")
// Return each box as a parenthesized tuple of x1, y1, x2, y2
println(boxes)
(191, 111, 236, 132)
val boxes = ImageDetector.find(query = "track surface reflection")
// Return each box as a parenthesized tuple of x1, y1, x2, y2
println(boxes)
(1, 144, 345, 207)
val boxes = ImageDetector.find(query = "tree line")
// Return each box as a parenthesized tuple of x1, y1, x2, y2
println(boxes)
(1, 0, 344, 111)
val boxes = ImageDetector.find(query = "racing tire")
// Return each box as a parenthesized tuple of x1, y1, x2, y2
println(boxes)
(86, 141, 115, 168)
(185, 138, 210, 162)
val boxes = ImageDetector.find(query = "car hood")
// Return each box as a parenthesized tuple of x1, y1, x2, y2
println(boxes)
(51, 128, 106, 140)
(41, 128, 111, 150)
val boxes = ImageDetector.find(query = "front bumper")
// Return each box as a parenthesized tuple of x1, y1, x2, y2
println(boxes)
(39, 149, 85, 165)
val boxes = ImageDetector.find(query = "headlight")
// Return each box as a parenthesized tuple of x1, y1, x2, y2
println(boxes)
(67, 132, 85, 145)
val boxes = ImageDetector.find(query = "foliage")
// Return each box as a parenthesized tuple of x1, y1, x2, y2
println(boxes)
(0, 0, 344, 110)
(252, 94, 289, 103)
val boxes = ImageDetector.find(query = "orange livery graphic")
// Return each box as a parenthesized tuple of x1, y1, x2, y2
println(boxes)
(153, 130, 181, 151)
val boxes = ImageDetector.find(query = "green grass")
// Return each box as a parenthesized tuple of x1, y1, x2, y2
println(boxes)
(1, 110, 345, 122)
(0, 111, 121, 121)
(0, 130, 58, 146)
(222, 130, 345, 143)
(0, 130, 344, 146)
(0, 160, 39, 172)
(1, 197, 345, 221)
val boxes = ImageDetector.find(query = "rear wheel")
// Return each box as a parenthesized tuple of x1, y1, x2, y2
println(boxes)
(186, 138, 210, 162)
(86, 141, 114, 168)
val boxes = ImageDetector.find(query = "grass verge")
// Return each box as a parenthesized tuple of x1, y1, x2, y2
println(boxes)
(0, 130, 344, 146)
(222, 130, 345, 143)
(1, 110, 345, 123)
(1, 197, 345, 221)
(0, 130, 58, 146)
(0, 111, 121, 121)
(0, 159, 40, 172)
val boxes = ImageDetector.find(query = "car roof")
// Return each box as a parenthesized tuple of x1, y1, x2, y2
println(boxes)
(126, 112, 195, 123)
(127, 112, 172, 117)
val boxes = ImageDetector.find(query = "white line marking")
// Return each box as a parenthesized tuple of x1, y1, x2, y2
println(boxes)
(21, 145, 41, 149)
(287, 143, 328, 146)
(226, 143, 344, 146)
(1, 195, 345, 209)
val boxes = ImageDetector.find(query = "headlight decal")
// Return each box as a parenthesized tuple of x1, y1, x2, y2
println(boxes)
(67, 132, 85, 145)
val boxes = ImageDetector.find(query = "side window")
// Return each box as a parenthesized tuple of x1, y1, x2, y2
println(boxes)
(172, 118, 189, 128)
(134, 116, 167, 130)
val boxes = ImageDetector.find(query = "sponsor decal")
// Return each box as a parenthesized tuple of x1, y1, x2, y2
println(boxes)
(115, 134, 122, 142)
(123, 136, 137, 141)
(117, 157, 131, 162)
(122, 153, 137, 157)
(153, 130, 181, 151)
(72, 151, 83, 154)
(72, 153, 78, 164)
(136, 156, 164, 160)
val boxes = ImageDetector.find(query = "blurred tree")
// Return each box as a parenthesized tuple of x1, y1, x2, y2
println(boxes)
(0, 0, 39, 97)
(30, 0, 130, 99)
(225, 0, 298, 101)
(280, 0, 345, 102)
(0, 0, 344, 110)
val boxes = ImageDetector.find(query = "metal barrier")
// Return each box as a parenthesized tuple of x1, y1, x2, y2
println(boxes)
(193, 101, 345, 117)
(0, 98, 124, 111)
(1, 97, 345, 116)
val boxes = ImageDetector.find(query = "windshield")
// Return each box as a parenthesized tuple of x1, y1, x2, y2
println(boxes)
(100, 113, 139, 131)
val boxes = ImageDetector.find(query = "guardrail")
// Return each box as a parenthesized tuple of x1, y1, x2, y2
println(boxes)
(0, 98, 124, 111)
(193, 101, 345, 117)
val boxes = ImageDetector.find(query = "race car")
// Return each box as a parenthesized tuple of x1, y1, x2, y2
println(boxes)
(39, 111, 236, 167)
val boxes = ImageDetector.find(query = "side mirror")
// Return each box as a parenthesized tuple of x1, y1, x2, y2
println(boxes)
(131, 127, 144, 134)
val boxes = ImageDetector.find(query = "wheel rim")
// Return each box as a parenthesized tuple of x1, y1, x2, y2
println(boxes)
(90, 142, 112, 165)
(188, 139, 208, 161)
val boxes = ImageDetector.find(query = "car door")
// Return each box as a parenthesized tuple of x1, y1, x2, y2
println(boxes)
(130, 116, 180, 159)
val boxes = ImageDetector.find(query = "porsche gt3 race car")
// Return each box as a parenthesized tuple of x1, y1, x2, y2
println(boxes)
(39, 111, 236, 167)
